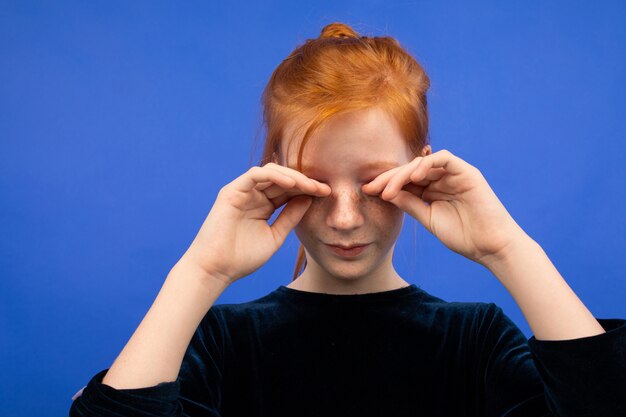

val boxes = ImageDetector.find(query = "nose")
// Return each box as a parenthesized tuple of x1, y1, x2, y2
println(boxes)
(324, 184, 366, 231)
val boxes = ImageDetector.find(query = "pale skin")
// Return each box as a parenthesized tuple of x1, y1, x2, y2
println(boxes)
(278, 107, 422, 295)
(363, 148, 606, 341)
(99, 107, 604, 390)
(268, 107, 605, 341)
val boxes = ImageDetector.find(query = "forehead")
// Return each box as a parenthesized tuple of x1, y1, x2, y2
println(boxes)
(300, 159, 400, 173)
(281, 107, 412, 172)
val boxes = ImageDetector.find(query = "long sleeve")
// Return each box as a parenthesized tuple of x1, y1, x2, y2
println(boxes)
(477, 303, 550, 416)
(69, 308, 225, 417)
(69, 284, 625, 416)
(478, 303, 626, 417)
(528, 317, 626, 416)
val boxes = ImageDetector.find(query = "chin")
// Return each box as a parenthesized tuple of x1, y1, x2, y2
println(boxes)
(313, 253, 379, 281)
(325, 266, 371, 281)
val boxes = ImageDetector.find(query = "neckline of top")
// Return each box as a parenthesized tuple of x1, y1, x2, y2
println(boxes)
(276, 283, 421, 303)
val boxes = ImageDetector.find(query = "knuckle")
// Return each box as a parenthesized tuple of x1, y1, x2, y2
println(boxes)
(217, 185, 231, 198)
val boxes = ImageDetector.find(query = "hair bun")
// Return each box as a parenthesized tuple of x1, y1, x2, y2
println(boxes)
(319, 22, 360, 39)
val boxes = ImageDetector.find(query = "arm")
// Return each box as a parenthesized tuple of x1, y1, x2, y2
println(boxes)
(480, 233, 626, 416)
(476, 302, 626, 417)
(71, 164, 321, 415)
(482, 232, 605, 341)
(367, 150, 625, 415)
(366, 149, 605, 341)
(70, 259, 229, 417)
(102, 258, 230, 389)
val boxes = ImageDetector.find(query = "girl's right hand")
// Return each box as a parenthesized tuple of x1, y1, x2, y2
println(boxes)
(180, 163, 331, 285)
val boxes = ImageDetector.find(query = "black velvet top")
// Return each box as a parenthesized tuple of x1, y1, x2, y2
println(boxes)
(69, 284, 626, 416)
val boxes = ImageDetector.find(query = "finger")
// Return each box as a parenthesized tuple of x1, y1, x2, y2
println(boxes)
(422, 189, 456, 202)
(409, 149, 472, 182)
(238, 165, 330, 198)
(253, 181, 274, 191)
(399, 182, 426, 197)
(413, 167, 447, 185)
(258, 176, 331, 202)
(255, 178, 317, 197)
(381, 168, 447, 198)
(262, 162, 331, 196)
(270, 193, 291, 209)
(266, 183, 320, 209)
(270, 195, 313, 248)
(361, 165, 404, 194)
(260, 183, 291, 199)
(365, 164, 446, 192)
(384, 150, 471, 199)
(398, 182, 454, 203)
(385, 190, 432, 232)
(380, 156, 426, 200)
(420, 177, 455, 195)
(237, 166, 296, 193)
(261, 181, 325, 200)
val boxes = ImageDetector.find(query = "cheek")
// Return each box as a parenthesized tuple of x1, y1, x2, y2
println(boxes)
(294, 201, 319, 239)
(373, 205, 405, 243)
(366, 196, 405, 225)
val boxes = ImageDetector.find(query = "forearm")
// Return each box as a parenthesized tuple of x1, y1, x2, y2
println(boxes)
(483, 234, 605, 341)
(101, 259, 229, 389)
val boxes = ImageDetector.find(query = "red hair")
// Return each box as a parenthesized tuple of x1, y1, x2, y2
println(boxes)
(257, 22, 431, 281)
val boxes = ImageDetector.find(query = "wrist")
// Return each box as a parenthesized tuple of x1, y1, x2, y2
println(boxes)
(169, 256, 232, 294)
(481, 232, 537, 273)
(178, 245, 234, 285)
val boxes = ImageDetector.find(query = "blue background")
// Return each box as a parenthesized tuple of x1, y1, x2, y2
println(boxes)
(1, 1, 625, 415)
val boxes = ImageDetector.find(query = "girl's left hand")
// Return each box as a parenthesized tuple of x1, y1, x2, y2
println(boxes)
(362, 149, 526, 267)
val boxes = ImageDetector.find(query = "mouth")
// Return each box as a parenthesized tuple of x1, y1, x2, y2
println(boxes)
(325, 243, 371, 258)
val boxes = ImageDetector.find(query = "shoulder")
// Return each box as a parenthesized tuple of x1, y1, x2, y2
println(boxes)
(410, 290, 515, 337)
(200, 291, 280, 327)
(418, 289, 498, 320)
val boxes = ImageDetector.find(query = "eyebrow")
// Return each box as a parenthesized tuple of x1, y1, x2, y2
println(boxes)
(300, 161, 400, 172)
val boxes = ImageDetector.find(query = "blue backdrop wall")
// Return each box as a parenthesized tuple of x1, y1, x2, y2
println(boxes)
(1, 1, 625, 416)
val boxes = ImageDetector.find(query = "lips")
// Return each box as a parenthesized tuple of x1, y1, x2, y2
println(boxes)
(326, 243, 370, 257)
(327, 243, 369, 250)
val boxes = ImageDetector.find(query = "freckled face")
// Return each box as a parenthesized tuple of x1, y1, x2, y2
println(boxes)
(279, 107, 414, 282)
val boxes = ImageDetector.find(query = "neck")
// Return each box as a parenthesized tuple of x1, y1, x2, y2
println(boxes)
(287, 262, 409, 295)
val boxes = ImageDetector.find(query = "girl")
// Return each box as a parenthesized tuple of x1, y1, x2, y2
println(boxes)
(70, 22, 625, 416)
